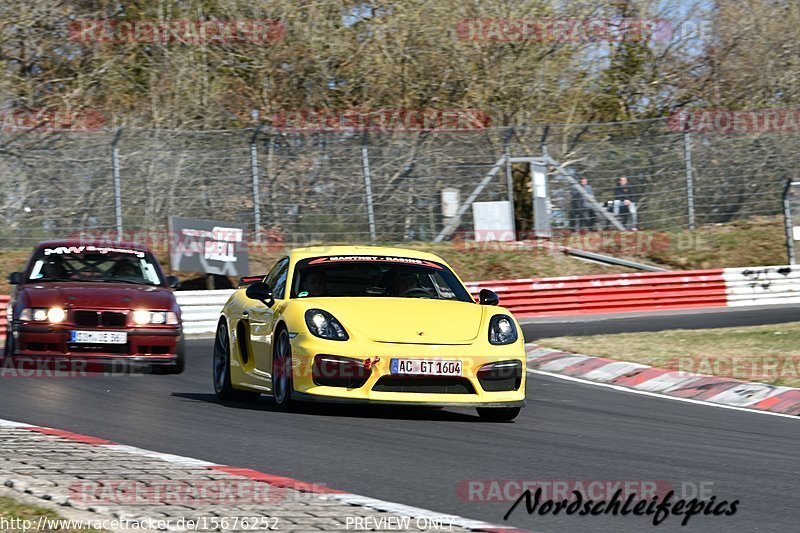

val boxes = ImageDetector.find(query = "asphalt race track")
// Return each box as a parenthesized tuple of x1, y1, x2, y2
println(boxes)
(1, 331, 798, 532)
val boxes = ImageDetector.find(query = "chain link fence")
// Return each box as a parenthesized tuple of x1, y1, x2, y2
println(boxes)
(1, 118, 797, 249)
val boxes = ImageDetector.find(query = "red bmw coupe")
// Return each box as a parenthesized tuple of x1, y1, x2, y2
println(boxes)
(4, 241, 185, 374)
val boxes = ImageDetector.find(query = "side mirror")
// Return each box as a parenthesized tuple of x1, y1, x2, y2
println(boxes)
(8, 272, 22, 285)
(166, 275, 180, 289)
(246, 281, 275, 308)
(479, 288, 499, 306)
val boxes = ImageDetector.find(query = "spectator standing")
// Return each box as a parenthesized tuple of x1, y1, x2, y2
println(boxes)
(613, 176, 638, 230)
(570, 177, 596, 230)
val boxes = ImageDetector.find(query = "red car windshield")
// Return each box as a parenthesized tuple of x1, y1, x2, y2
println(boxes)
(291, 256, 474, 302)
(27, 246, 163, 286)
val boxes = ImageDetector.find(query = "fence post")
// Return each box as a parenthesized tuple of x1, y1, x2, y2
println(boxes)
(361, 143, 377, 242)
(111, 128, 123, 242)
(682, 116, 695, 229)
(783, 180, 797, 265)
(503, 127, 516, 239)
(250, 125, 262, 242)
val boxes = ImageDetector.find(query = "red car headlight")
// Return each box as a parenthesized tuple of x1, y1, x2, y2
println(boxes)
(19, 307, 65, 323)
(132, 310, 179, 325)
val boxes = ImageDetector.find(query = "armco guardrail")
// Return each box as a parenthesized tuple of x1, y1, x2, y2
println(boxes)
(2, 266, 799, 339)
(175, 290, 235, 335)
(465, 269, 729, 317)
(723, 265, 800, 306)
(0, 295, 9, 342)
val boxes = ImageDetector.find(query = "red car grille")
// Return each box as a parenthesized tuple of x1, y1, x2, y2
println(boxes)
(73, 310, 127, 327)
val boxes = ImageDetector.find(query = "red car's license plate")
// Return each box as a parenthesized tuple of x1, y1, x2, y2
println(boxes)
(390, 359, 462, 376)
(70, 330, 127, 344)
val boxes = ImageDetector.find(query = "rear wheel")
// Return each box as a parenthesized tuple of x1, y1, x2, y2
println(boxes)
(272, 329, 294, 410)
(213, 320, 260, 401)
(476, 407, 521, 422)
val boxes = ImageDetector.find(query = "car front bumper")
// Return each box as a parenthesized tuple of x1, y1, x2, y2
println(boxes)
(289, 333, 527, 407)
(10, 323, 182, 361)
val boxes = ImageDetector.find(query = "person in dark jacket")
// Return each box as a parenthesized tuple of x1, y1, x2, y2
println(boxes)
(570, 177, 596, 230)
(613, 176, 638, 230)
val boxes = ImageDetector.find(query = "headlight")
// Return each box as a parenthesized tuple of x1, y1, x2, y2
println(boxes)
(47, 307, 66, 323)
(304, 309, 348, 341)
(489, 314, 518, 345)
(19, 307, 65, 323)
(132, 310, 177, 325)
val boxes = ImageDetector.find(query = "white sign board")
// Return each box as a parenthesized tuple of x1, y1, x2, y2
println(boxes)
(794, 226, 800, 241)
(472, 201, 514, 242)
(533, 171, 547, 198)
(441, 188, 460, 218)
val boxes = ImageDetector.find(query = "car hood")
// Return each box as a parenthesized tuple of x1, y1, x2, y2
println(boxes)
(20, 282, 175, 310)
(305, 298, 484, 344)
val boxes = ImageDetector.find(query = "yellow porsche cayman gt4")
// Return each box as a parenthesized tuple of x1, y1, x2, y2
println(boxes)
(213, 246, 526, 421)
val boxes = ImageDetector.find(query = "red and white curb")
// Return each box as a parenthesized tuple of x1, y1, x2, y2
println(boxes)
(0, 417, 525, 533)
(526, 344, 800, 417)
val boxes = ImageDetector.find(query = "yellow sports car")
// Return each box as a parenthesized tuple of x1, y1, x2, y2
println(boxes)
(213, 246, 526, 421)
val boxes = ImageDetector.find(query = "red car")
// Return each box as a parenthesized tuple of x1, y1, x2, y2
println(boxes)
(4, 241, 185, 374)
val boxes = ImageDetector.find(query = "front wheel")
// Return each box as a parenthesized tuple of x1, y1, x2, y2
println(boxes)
(152, 335, 186, 375)
(213, 320, 260, 401)
(476, 407, 521, 422)
(272, 329, 294, 410)
(3, 328, 14, 360)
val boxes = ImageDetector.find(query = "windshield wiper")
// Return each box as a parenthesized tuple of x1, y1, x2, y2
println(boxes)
(101, 279, 151, 286)
(80, 278, 152, 286)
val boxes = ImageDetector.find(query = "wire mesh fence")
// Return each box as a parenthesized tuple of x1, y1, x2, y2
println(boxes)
(1, 118, 796, 249)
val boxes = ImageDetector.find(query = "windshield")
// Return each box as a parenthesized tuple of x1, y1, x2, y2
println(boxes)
(291, 256, 474, 302)
(26, 245, 163, 286)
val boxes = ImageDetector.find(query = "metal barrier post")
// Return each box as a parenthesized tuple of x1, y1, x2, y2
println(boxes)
(783, 180, 797, 264)
(361, 144, 377, 242)
(111, 128, 123, 242)
(682, 116, 695, 229)
(250, 125, 262, 242)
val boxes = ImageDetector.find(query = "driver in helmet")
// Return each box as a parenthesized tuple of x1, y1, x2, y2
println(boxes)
(394, 273, 420, 296)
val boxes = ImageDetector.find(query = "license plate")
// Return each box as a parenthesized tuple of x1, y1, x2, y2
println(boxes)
(390, 359, 462, 376)
(70, 331, 128, 344)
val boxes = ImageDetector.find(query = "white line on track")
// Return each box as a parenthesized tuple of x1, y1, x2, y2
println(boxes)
(528, 368, 800, 420)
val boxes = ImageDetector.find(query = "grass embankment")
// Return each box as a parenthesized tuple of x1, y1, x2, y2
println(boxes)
(0, 215, 790, 294)
(540, 322, 800, 388)
(0, 495, 105, 532)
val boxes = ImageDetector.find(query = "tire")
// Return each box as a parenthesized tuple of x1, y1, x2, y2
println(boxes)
(476, 407, 521, 422)
(272, 328, 294, 410)
(3, 328, 14, 360)
(151, 335, 186, 375)
(213, 319, 260, 401)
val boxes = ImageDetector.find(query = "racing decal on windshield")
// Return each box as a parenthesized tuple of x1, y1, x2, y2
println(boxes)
(307, 256, 442, 269)
(43, 245, 146, 258)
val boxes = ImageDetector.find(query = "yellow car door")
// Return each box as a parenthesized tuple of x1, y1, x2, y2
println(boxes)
(247, 257, 289, 390)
